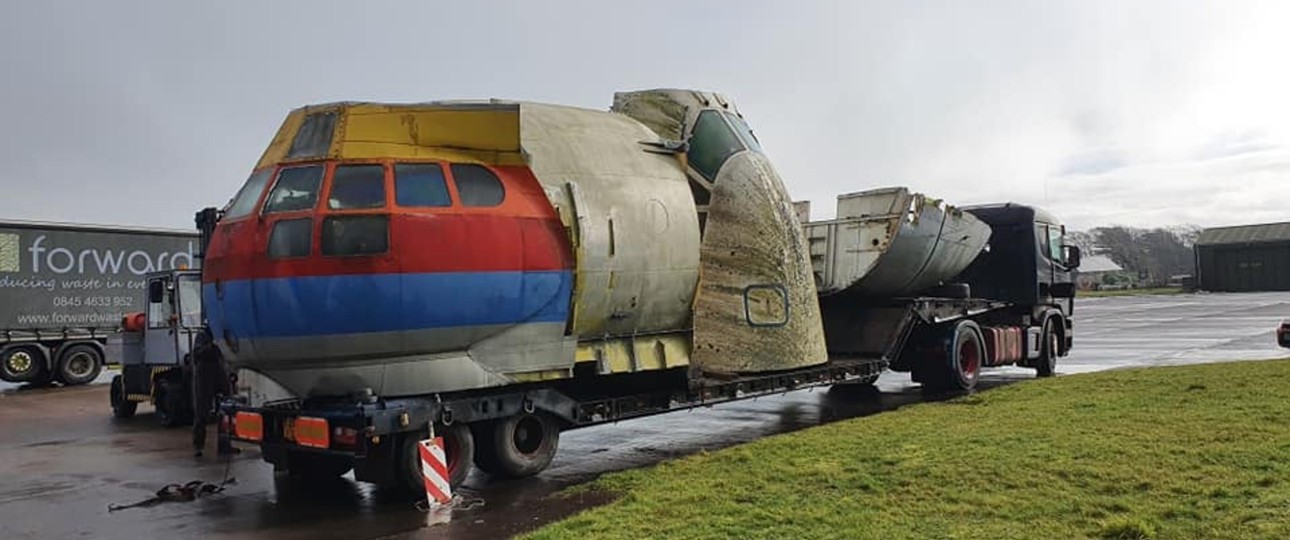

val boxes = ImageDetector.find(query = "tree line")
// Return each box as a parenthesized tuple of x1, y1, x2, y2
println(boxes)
(1066, 226, 1200, 287)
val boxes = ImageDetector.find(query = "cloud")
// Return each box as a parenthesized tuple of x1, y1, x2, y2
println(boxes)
(0, 1, 1288, 233)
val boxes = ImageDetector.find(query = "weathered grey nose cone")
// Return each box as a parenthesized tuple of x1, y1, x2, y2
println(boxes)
(613, 89, 828, 374)
(693, 151, 828, 373)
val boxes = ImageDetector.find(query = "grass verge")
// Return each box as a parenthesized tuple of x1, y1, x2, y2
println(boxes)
(525, 359, 1290, 540)
(1079, 287, 1185, 298)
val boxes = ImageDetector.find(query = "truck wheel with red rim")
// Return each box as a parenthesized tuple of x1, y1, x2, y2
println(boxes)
(475, 412, 561, 479)
(1, 345, 48, 384)
(55, 343, 103, 386)
(925, 320, 984, 392)
(397, 423, 474, 494)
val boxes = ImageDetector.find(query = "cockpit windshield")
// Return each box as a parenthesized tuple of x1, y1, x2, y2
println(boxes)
(223, 169, 273, 219)
(687, 110, 747, 181)
(723, 112, 763, 154)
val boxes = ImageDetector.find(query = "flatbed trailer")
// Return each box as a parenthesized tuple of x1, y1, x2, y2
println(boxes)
(220, 296, 1029, 491)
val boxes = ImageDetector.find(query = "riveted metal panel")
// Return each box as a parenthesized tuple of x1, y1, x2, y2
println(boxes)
(520, 103, 701, 339)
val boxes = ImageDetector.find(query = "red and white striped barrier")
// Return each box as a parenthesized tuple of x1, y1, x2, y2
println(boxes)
(418, 437, 452, 506)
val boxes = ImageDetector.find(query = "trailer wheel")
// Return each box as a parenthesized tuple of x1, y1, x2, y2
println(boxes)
(287, 451, 354, 481)
(925, 320, 984, 392)
(1035, 318, 1059, 378)
(475, 412, 561, 479)
(1, 345, 48, 384)
(396, 423, 475, 494)
(110, 375, 137, 418)
(55, 344, 103, 386)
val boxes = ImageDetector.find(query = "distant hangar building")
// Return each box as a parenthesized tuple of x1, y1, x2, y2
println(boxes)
(1195, 222, 1290, 292)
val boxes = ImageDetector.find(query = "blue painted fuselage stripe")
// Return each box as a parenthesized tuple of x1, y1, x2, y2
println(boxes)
(204, 270, 572, 339)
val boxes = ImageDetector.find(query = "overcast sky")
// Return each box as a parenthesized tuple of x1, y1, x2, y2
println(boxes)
(2, 1, 1288, 231)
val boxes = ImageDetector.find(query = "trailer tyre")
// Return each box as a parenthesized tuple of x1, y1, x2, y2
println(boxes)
(110, 375, 137, 418)
(476, 412, 560, 479)
(397, 423, 475, 493)
(1, 345, 48, 384)
(55, 344, 103, 386)
(1036, 318, 1059, 378)
(925, 320, 984, 392)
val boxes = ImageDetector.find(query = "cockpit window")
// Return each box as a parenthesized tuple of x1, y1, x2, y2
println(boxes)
(395, 163, 452, 207)
(687, 110, 746, 181)
(451, 164, 505, 207)
(224, 169, 273, 219)
(263, 165, 323, 214)
(329, 164, 387, 209)
(268, 218, 313, 259)
(288, 111, 337, 159)
(724, 112, 763, 154)
(322, 215, 388, 256)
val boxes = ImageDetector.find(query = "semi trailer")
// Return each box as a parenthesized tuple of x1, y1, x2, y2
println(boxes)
(212, 90, 1079, 493)
(0, 220, 199, 386)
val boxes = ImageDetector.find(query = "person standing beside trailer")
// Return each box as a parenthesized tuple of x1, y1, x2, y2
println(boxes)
(190, 328, 235, 457)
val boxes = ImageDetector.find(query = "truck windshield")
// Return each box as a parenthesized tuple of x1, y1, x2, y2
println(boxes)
(177, 275, 203, 328)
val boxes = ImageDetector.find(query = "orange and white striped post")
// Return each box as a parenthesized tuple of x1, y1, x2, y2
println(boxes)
(418, 436, 452, 506)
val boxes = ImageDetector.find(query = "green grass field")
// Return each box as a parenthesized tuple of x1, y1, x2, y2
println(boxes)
(1078, 287, 1186, 298)
(525, 360, 1290, 540)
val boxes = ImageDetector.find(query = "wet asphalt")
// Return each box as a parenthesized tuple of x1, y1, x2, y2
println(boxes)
(1, 291, 1288, 540)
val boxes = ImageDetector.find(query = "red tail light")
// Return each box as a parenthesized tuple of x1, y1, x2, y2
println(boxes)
(233, 412, 264, 441)
(294, 417, 330, 449)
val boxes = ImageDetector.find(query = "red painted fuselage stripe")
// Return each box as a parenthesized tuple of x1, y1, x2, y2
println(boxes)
(202, 163, 573, 282)
(204, 214, 571, 281)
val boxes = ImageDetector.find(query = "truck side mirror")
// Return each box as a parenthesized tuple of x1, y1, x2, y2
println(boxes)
(147, 281, 165, 303)
(1064, 245, 1081, 270)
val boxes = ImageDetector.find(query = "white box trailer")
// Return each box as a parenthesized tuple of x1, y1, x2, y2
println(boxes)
(0, 219, 199, 386)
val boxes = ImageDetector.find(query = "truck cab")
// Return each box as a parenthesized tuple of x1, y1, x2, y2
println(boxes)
(958, 203, 1080, 357)
(108, 269, 203, 425)
(959, 204, 1080, 308)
